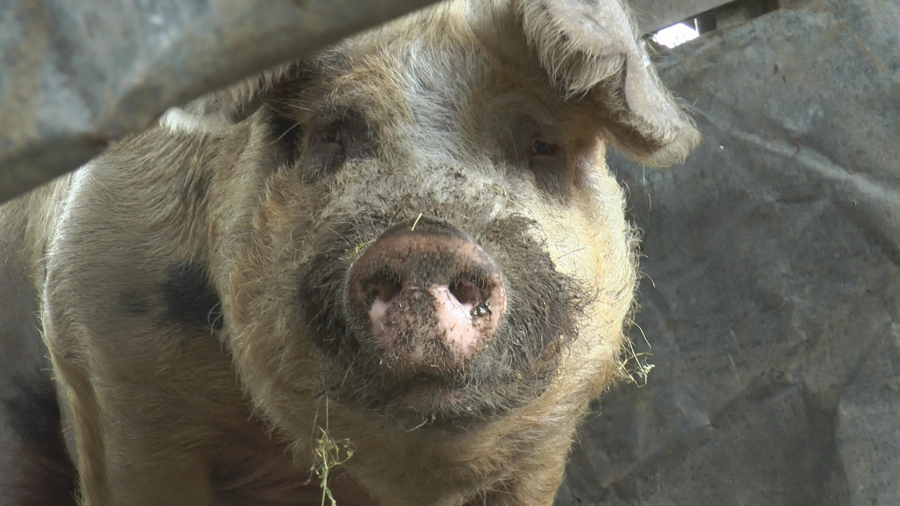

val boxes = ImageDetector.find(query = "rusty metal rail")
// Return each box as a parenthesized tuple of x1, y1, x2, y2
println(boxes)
(0, 0, 439, 204)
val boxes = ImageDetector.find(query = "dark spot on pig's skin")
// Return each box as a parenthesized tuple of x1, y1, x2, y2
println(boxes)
(118, 290, 150, 316)
(175, 169, 212, 220)
(161, 262, 223, 331)
(2, 375, 78, 506)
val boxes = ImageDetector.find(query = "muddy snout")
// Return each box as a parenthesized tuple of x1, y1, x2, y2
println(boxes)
(344, 220, 507, 375)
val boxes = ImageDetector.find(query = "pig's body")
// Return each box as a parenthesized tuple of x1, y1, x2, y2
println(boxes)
(0, 1, 697, 505)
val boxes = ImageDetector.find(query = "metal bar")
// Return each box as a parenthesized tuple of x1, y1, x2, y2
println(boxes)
(0, 0, 439, 204)
(627, 0, 733, 32)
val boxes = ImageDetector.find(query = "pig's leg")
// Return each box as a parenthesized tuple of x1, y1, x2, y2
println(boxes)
(459, 427, 575, 506)
(46, 346, 215, 506)
(66, 398, 215, 505)
(496, 456, 570, 506)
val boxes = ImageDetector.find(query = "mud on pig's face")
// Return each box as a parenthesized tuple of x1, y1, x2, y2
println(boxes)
(214, 1, 698, 428)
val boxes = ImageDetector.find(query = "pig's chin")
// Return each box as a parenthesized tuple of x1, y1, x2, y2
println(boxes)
(301, 291, 577, 425)
(314, 304, 574, 426)
(320, 338, 562, 426)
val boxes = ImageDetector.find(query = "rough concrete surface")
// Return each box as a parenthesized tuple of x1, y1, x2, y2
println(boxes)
(558, 0, 900, 504)
(0, 0, 438, 204)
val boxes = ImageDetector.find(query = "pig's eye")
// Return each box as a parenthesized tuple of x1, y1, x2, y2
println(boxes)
(523, 135, 568, 201)
(318, 124, 346, 159)
(306, 123, 346, 177)
(304, 110, 369, 179)
(509, 118, 569, 200)
(531, 140, 559, 157)
(269, 111, 304, 167)
(323, 127, 343, 145)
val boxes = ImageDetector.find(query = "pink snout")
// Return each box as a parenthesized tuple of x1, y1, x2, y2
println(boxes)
(344, 221, 507, 376)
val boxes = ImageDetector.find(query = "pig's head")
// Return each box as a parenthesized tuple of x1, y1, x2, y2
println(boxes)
(183, 0, 697, 431)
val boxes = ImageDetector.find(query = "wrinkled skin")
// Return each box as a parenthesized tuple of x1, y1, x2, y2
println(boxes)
(0, 1, 697, 505)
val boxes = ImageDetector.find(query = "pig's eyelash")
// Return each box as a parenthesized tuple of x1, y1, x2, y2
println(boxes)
(322, 126, 344, 144)
(263, 104, 304, 146)
(270, 120, 303, 145)
(265, 99, 313, 114)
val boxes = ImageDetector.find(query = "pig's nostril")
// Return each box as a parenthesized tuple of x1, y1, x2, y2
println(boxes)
(366, 274, 402, 306)
(449, 277, 481, 307)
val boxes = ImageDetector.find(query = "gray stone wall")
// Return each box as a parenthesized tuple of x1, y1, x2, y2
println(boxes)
(559, 0, 900, 504)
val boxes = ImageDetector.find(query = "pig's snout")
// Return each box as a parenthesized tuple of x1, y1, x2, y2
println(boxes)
(345, 220, 507, 375)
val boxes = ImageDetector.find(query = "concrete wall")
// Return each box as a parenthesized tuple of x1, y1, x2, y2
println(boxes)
(559, 0, 900, 503)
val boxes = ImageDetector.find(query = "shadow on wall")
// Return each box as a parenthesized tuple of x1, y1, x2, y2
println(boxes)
(559, 0, 900, 504)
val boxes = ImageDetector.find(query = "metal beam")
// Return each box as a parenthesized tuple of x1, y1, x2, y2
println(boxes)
(627, 0, 733, 32)
(0, 0, 439, 204)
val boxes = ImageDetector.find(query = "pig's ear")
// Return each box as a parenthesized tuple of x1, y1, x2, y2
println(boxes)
(515, 0, 699, 166)
(161, 65, 300, 132)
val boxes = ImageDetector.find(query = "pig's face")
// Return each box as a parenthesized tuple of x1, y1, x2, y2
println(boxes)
(202, 1, 698, 431)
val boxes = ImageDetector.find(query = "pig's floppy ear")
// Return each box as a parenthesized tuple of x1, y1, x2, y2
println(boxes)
(515, 0, 699, 166)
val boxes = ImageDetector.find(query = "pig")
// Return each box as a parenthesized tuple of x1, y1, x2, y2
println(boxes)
(0, 0, 698, 504)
